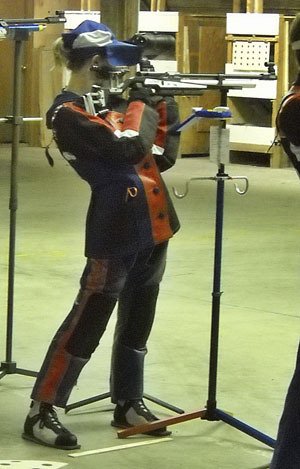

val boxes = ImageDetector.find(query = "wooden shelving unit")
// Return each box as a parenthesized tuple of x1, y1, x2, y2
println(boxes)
(225, 13, 293, 168)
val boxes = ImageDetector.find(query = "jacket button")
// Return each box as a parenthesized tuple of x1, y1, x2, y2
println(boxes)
(158, 212, 165, 219)
(153, 187, 160, 194)
(143, 162, 151, 169)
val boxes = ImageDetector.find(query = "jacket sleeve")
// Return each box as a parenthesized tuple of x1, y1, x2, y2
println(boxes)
(279, 138, 300, 178)
(276, 92, 300, 177)
(51, 100, 159, 166)
(151, 96, 180, 172)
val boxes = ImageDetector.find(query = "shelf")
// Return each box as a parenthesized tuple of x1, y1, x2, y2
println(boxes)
(225, 13, 291, 168)
(228, 124, 275, 151)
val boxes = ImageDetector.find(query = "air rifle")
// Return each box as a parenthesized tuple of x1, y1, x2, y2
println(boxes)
(106, 31, 276, 96)
(0, 11, 65, 39)
(85, 31, 277, 112)
(107, 69, 277, 98)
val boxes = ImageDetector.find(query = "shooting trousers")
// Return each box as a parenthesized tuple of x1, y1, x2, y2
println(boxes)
(31, 241, 168, 407)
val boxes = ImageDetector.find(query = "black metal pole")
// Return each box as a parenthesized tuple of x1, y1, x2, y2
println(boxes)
(205, 164, 225, 419)
(0, 32, 37, 378)
(0, 14, 65, 379)
(3, 38, 23, 371)
(204, 87, 228, 418)
(0, 11, 66, 379)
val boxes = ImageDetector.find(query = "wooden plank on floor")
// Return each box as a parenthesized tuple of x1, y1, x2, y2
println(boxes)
(118, 409, 206, 438)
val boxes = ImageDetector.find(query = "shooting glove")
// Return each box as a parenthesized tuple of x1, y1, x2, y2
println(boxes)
(128, 86, 163, 107)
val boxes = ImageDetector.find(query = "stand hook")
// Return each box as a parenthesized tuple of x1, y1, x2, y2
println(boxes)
(172, 175, 249, 199)
(229, 176, 249, 195)
(172, 176, 215, 198)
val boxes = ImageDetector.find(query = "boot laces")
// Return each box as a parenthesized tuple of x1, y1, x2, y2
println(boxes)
(133, 400, 157, 420)
(39, 404, 63, 431)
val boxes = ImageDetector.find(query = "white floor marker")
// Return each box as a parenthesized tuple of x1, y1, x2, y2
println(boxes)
(0, 462, 67, 469)
(68, 437, 173, 458)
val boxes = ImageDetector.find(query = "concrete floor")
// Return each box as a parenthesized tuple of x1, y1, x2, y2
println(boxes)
(0, 145, 299, 468)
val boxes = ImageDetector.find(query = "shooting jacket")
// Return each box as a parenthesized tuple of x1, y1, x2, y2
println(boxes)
(46, 91, 180, 258)
(276, 73, 300, 177)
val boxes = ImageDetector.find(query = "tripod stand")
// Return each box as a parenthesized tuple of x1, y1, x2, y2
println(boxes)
(115, 86, 276, 448)
(0, 13, 66, 380)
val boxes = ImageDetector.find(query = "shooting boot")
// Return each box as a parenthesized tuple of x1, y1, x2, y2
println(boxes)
(112, 399, 171, 436)
(22, 401, 80, 450)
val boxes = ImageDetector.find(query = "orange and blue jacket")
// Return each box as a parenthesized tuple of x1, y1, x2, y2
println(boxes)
(46, 91, 181, 257)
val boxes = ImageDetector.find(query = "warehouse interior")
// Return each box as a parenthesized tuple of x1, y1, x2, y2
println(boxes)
(0, 1, 299, 468)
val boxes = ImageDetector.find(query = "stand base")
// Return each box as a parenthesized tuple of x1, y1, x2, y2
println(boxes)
(215, 409, 275, 448)
(65, 392, 185, 415)
(117, 406, 276, 448)
(0, 361, 37, 379)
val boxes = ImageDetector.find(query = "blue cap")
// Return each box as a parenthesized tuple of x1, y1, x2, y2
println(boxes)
(62, 20, 142, 66)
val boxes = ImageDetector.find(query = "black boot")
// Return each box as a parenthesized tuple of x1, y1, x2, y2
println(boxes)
(23, 401, 80, 450)
(112, 399, 172, 437)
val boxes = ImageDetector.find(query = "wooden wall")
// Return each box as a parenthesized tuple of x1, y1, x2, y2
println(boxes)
(142, 0, 300, 15)
(0, 0, 100, 145)
(177, 15, 227, 155)
(0, 0, 141, 146)
(0, 1, 27, 142)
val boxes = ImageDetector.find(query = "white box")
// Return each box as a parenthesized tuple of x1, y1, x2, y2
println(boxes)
(138, 11, 179, 32)
(226, 13, 280, 36)
(64, 11, 179, 34)
(228, 124, 275, 146)
(64, 11, 101, 30)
